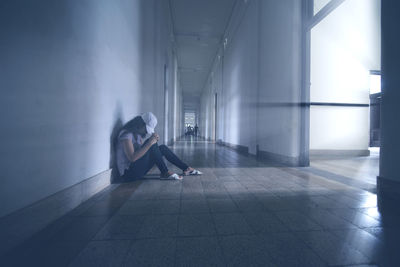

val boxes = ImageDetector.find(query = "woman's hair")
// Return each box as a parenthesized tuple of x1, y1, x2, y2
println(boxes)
(121, 116, 146, 134)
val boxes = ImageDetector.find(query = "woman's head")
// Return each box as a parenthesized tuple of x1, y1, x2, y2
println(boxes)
(122, 116, 147, 137)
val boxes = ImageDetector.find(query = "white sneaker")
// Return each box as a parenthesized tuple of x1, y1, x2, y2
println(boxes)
(184, 169, 203, 176)
(160, 173, 183, 180)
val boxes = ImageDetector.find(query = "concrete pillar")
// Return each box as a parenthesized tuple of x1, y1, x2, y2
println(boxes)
(378, 0, 400, 204)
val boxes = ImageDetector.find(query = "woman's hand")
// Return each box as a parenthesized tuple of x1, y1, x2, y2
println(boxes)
(149, 133, 158, 145)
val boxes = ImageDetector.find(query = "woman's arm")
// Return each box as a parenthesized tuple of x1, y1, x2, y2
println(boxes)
(122, 135, 157, 162)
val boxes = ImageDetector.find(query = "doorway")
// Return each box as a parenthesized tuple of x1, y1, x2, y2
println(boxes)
(369, 71, 381, 148)
(184, 111, 196, 138)
(307, 0, 381, 188)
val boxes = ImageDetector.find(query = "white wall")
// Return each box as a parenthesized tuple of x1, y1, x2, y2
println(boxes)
(257, 0, 303, 162)
(0, 0, 177, 217)
(310, 0, 381, 151)
(154, 0, 179, 146)
(200, 79, 215, 140)
(214, 55, 224, 142)
(199, 0, 304, 164)
(200, 0, 259, 151)
(220, 0, 259, 153)
(171, 55, 183, 142)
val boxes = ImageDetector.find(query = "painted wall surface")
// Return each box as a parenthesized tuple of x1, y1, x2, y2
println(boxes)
(257, 0, 302, 160)
(200, 78, 216, 141)
(214, 57, 224, 142)
(171, 56, 183, 142)
(310, 0, 381, 151)
(199, 0, 303, 162)
(218, 0, 258, 154)
(0, 0, 177, 217)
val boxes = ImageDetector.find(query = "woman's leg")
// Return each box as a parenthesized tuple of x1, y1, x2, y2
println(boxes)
(123, 144, 169, 180)
(159, 144, 189, 171)
(148, 143, 169, 174)
(123, 152, 154, 180)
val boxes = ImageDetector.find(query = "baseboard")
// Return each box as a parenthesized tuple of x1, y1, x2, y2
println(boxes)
(218, 141, 249, 155)
(0, 169, 111, 256)
(216, 141, 301, 166)
(257, 149, 300, 166)
(310, 149, 370, 157)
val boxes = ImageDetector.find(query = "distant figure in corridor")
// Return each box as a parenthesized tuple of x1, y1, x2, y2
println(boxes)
(116, 112, 202, 180)
(186, 125, 193, 136)
(194, 124, 199, 137)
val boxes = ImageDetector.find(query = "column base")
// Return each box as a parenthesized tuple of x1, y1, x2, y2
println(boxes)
(377, 176, 400, 211)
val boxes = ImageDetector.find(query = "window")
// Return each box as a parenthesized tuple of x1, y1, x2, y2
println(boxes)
(314, 0, 332, 15)
(370, 71, 381, 94)
(184, 112, 195, 127)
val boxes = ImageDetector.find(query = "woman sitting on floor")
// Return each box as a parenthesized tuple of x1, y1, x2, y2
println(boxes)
(116, 112, 202, 180)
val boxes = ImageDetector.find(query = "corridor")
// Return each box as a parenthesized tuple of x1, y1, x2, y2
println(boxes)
(4, 141, 400, 266)
(1, 0, 400, 266)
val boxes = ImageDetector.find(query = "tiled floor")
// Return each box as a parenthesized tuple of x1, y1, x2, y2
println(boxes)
(3, 141, 400, 266)
(309, 147, 379, 192)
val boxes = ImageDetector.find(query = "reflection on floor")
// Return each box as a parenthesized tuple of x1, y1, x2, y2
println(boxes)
(3, 142, 400, 266)
(311, 148, 379, 184)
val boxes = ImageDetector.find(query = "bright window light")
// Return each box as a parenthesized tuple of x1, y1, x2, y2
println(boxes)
(370, 73, 381, 94)
(184, 112, 195, 127)
(314, 0, 331, 15)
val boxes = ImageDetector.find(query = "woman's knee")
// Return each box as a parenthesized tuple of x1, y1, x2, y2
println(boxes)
(159, 144, 169, 153)
(148, 142, 159, 151)
(148, 143, 162, 156)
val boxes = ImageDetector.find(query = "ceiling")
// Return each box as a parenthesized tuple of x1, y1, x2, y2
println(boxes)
(169, 0, 237, 110)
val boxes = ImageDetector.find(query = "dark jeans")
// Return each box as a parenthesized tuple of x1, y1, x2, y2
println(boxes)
(122, 143, 189, 180)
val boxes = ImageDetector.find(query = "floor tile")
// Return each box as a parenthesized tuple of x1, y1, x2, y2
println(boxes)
(259, 197, 315, 211)
(76, 200, 125, 217)
(274, 211, 323, 231)
(117, 200, 154, 215)
(326, 194, 377, 208)
(261, 232, 327, 266)
(150, 200, 180, 214)
(178, 214, 216, 236)
(180, 199, 209, 213)
(207, 198, 239, 213)
(4, 241, 87, 267)
(309, 195, 349, 209)
(219, 235, 275, 267)
(123, 238, 175, 266)
(69, 240, 131, 267)
(330, 229, 384, 264)
(213, 213, 254, 235)
(328, 208, 381, 228)
(306, 209, 358, 230)
(156, 183, 182, 200)
(294, 230, 372, 265)
(93, 215, 145, 240)
(243, 212, 289, 233)
(49, 216, 110, 241)
(176, 237, 225, 267)
(233, 198, 266, 212)
(136, 214, 178, 238)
